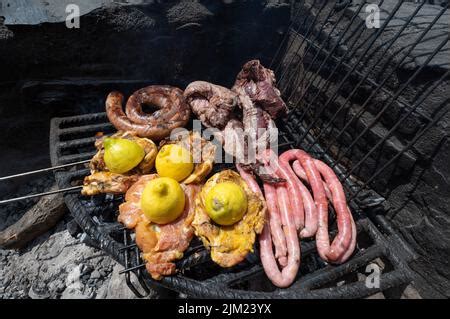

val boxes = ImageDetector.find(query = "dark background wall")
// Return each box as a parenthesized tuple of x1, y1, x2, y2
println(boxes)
(0, 0, 289, 193)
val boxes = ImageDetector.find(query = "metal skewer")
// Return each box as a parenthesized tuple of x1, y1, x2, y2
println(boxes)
(0, 185, 83, 205)
(0, 159, 90, 181)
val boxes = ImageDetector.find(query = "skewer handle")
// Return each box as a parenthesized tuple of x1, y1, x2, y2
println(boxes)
(0, 186, 83, 205)
(0, 160, 90, 181)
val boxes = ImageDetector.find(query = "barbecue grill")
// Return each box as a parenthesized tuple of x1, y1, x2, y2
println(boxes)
(49, 112, 418, 298)
(3, 0, 447, 299)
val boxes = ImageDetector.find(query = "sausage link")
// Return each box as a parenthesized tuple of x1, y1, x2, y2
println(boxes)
(279, 153, 318, 238)
(280, 150, 329, 261)
(258, 150, 300, 287)
(292, 160, 332, 200)
(125, 86, 185, 124)
(236, 164, 287, 267)
(271, 154, 304, 231)
(292, 157, 356, 263)
(263, 182, 288, 267)
(280, 150, 322, 238)
(106, 88, 190, 141)
(314, 160, 355, 262)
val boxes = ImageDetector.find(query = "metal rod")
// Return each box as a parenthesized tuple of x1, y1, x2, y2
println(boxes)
(291, 0, 370, 107)
(279, 0, 326, 84)
(306, 0, 434, 154)
(0, 159, 90, 181)
(0, 185, 82, 205)
(297, 0, 405, 144)
(282, 2, 348, 97)
(119, 263, 145, 274)
(330, 38, 449, 172)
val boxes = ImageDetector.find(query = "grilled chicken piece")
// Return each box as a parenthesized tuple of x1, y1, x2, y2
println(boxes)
(161, 131, 216, 184)
(118, 175, 199, 280)
(117, 175, 156, 228)
(82, 131, 158, 196)
(90, 131, 158, 174)
(81, 172, 139, 196)
(232, 59, 287, 119)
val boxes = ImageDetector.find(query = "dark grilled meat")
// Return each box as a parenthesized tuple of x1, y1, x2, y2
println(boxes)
(232, 60, 287, 119)
(184, 81, 239, 130)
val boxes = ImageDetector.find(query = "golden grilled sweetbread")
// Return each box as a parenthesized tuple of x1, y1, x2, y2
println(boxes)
(193, 170, 266, 267)
(160, 131, 216, 184)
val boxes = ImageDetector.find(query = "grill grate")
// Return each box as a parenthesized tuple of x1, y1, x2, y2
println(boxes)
(274, 0, 449, 201)
(48, 0, 449, 298)
(50, 113, 415, 298)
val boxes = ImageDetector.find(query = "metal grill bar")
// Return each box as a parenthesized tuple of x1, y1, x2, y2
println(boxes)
(296, 0, 406, 143)
(292, 244, 384, 291)
(288, 0, 372, 108)
(328, 38, 448, 172)
(347, 79, 449, 201)
(284, 0, 369, 101)
(278, 0, 329, 86)
(307, 5, 447, 156)
(275, 0, 321, 75)
(281, 0, 350, 96)
(305, 1, 435, 154)
(270, 0, 305, 69)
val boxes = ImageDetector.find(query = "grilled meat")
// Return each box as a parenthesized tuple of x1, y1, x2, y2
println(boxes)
(82, 172, 140, 196)
(161, 131, 217, 184)
(184, 81, 239, 130)
(82, 131, 157, 196)
(232, 59, 287, 119)
(238, 88, 278, 156)
(118, 174, 199, 280)
(193, 170, 265, 268)
(106, 86, 190, 141)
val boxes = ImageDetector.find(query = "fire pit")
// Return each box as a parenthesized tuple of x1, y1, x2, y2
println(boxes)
(1, 0, 449, 299)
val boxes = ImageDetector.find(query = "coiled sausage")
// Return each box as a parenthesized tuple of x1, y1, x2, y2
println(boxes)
(291, 156, 356, 263)
(106, 86, 190, 141)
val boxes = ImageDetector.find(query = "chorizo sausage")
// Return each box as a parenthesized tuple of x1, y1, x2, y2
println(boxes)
(236, 164, 287, 267)
(280, 151, 319, 239)
(313, 160, 355, 262)
(106, 87, 190, 141)
(291, 155, 356, 263)
(259, 150, 300, 287)
(125, 85, 187, 125)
